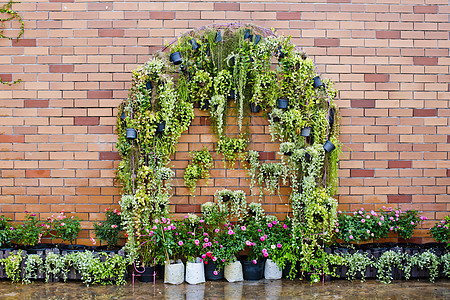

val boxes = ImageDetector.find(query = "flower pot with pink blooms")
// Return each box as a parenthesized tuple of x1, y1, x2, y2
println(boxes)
(240, 257, 265, 281)
(93, 208, 123, 250)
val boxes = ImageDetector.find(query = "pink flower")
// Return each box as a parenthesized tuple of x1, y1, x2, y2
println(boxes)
(366, 215, 370, 219)
(111, 224, 118, 228)
(246, 241, 252, 246)
(90, 237, 96, 245)
(380, 216, 384, 221)
(163, 227, 167, 231)
(228, 230, 234, 235)
(390, 227, 394, 231)
(201, 254, 206, 259)
(335, 228, 339, 233)
(214, 228, 220, 233)
(222, 259, 225, 262)
(152, 225, 157, 230)
(155, 219, 159, 223)
(390, 217, 394, 221)
(361, 219, 365, 223)
(382, 206, 386, 209)
(263, 253, 268, 257)
(199, 219, 204, 223)
(258, 229, 261, 232)
(178, 241, 183, 246)
(268, 223, 273, 228)
(260, 236, 265, 241)
(241, 226, 246, 231)
(61, 223, 65, 226)
(204, 238, 209, 242)
(212, 257, 217, 262)
(252, 260, 257, 264)
(366, 230, 370, 234)
(283, 224, 287, 229)
(195, 240, 200, 246)
(411, 221, 414, 225)
(277, 243, 282, 248)
(273, 221, 277, 225)
(349, 235, 354, 240)
(213, 271, 218, 275)
(378, 222, 382, 226)
(98, 222, 102, 226)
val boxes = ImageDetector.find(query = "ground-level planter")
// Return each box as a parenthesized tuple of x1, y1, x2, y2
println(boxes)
(164, 260, 185, 285)
(204, 261, 224, 281)
(241, 259, 265, 281)
(264, 259, 282, 279)
(137, 266, 155, 283)
(224, 261, 243, 282)
(185, 258, 205, 284)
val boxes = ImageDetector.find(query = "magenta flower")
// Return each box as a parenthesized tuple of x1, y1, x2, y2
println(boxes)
(335, 228, 339, 233)
(390, 227, 394, 231)
(213, 270, 218, 275)
(222, 259, 225, 262)
(378, 222, 382, 226)
(204, 237, 209, 242)
(268, 223, 273, 228)
(411, 221, 414, 225)
(260, 237, 265, 241)
(195, 240, 200, 246)
(380, 216, 385, 221)
(178, 241, 183, 246)
(241, 226, 246, 231)
(201, 254, 206, 259)
(252, 260, 257, 264)
(258, 229, 261, 232)
(215, 228, 220, 233)
(111, 224, 117, 228)
(277, 243, 282, 248)
(283, 224, 287, 229)
(263, 253, 268, 257)
(246, 240, 252, 246)
(349, 235, 354, 240)
(361, 219, 365, 223)
(212, 256, 217, 262)
(273, 221, 277, 225)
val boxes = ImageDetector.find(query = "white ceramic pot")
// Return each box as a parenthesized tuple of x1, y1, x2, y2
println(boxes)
(264, 259, 282, 280)
(164, 260, 185, 285)
(224, 260, 243, 282)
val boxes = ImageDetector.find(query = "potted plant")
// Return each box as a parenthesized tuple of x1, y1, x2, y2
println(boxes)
(0, 215, 14, 249)
(48, 211, 82, 252)
(216, 137, 247, 168)
(12, 212, 47, 250)
(279, 142, 295, 156)
(93, 208, 123, 251)
(429, 216, 449, 245)
(183, 147, 213, 196)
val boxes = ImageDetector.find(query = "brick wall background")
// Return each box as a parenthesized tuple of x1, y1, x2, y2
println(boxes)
(0, 0, 448, 245)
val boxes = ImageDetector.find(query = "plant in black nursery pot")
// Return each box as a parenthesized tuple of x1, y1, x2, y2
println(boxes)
(93, 208, 123, 250)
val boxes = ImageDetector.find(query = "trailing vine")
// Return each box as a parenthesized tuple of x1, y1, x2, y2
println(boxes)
(184, 146, 213, 195)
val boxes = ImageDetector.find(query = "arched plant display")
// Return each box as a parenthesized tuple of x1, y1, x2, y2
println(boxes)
(116, 24, 341, 280)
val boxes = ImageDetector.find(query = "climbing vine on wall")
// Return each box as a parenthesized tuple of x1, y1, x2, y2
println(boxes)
(0, 0, 24, 86)
(115, 24, 341, 269)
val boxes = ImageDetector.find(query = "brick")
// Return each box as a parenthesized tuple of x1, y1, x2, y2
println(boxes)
(364, 74, 389, 83)
(413, 109, 437, 117)
(0, 74, 12, 82)
(149, 12, 175, 20)
(49, 65, 74, 73)
(74, 117, 99, 126)
(87, 91, 113, 99)
(376, 31, 400, 39)
(258, 151, 276, 160)
(50, 0, 74, 2)
(388, 195, 412, 203)
(388, 161, 412, 168)
(350, 169, 374, 177)
(0, 135, 24, 143)
(413, 57, 437, 66)
(99, 152, 121, 160)
(26, 170, 51, 178)
(414, 6, 438, 14)
(352, 100, 375, 108)
(24, 100, 49, 108)
(12, 39, 36, 47)
(99, 29, 124, 37)
(214, 3, 240, 11)
(175, 204, 201, 213)
(314, 39, 340, 47)
(277, 12, 301, 20)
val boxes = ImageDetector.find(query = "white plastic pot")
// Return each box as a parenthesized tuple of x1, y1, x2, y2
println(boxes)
(224, 261, 243, 282)
(264, 259, 282, 280)
(185, 258, 205, 284)
(164, 260, 185, 285)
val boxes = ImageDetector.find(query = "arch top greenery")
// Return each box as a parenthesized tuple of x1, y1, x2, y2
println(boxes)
(116, 23, 341, 272)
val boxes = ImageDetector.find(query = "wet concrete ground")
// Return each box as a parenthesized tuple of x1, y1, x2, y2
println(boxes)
(0, 279, 449, 299)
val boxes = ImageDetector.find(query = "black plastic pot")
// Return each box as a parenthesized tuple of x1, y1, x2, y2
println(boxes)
(278, 46, 285, 59)
(323, 140, 335, 153)
(215, 30, 222, 42)
(204, 261, 224, 281)
(328, 107, 335, 126)
(200, 100, 209, 110)
(283, 151, 292, 156)
(313, 76, 323, 88)
(120, 111, 126, 120)
(228, 90, 236, 100)
(244, 29, 250, 40)
(241, 260, 265, 281)
(253, 35, 262, 45)
(145, 81, 152, 91)
(189, 39, 199, 51)
(60, 244, 90, 253)
(157, 121, 166, 133)
(138, 266, 156, 282)
(300, 127, 311, 137)
(170, 52, 182, 65)
(126, 128, 137, 139)
(277, 98, 289, 109)
(250, 103, 261, 113)
(222, 195, 230, 202)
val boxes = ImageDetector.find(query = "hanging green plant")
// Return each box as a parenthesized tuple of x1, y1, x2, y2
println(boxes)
(216, 137, 247, 168)
(184, 146, 213, 195)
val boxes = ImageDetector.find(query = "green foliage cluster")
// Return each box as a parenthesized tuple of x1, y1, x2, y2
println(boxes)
(93, 208, 123, 249)
(184, 147, 213, 195)
(47, 211, 82, 245)
(429, 216, 450, 244)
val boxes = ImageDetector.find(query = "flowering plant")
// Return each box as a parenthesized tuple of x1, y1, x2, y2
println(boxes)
(0, 215, 13, 247)
(12, 212, 47, 247)
(49, 211, 81, 245)
(177, 214, 206, 262)
(149, 217, 180, 264)
(381, 208, 423, 240)
(93, 208, 122, 249)
(429, 216, 450, 244)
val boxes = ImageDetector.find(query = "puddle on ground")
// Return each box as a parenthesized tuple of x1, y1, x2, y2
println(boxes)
(0, 279, 448, 299)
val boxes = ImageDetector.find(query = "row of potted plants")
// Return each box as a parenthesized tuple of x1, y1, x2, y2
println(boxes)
(0, 208, 122, 251)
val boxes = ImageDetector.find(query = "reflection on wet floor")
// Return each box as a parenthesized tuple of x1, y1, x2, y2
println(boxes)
(0, 279, 449, 299)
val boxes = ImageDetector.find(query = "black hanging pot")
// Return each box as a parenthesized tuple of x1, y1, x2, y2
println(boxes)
(222, 195, 230, 202)
(120, 111, 126, 120)
(283, 151, 292, 156)
(323, 140, 335, 153)
(157, 121, 166, 133)
(250, 103, 261, 113)
(241, 259, 265, 281)
(313, 76, 323, 88)
(328, 107, 335, 126)
(204, 261, 224, 281)
(300, 127, 311, 137)
(227, 90, 235, 100)
(277, 98, 289, 109)
(138, 266, 155, 282)
(126, 128, 137, 139)
(145, 81, 152, 91)
(253, 35, 262, 45)
(215, 30, 222, 42)
(244, 29, 250, 40)
(189, 39, 199, 51)
(170, 52, 182, 65)
(278, 46, 285, 59)
(200, 100, 209, 110)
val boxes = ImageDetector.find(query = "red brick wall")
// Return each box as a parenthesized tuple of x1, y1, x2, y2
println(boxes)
(0, 0, 449, 245)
